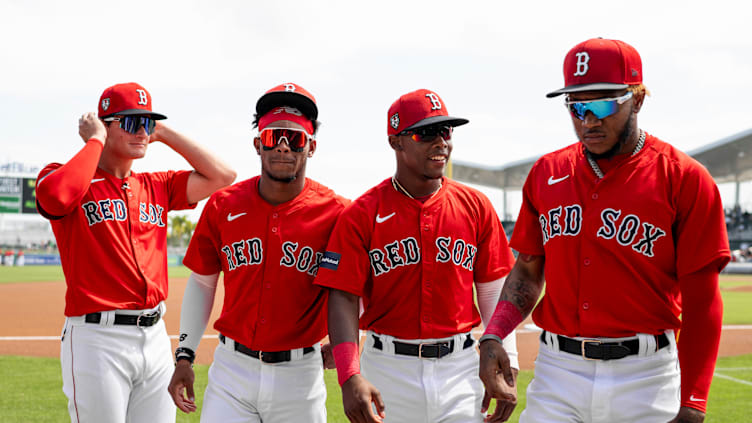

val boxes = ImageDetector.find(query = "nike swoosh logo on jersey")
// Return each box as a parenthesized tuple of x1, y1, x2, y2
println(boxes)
(547, 175, 570, 185)
(689, 395, 706, 402)
(90, 178, 106, 183)
(376, 212, 396, 223)
(227, 212, 247, 222)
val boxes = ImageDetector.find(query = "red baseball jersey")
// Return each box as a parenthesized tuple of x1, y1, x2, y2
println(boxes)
(511, 133, 731, 337)
(314, 177, 515, 340)
(36, 164, 194, 316)
(183, 177, 349, 351)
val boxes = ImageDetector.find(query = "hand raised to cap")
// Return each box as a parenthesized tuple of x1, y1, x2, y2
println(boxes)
(78, 112, 107, 146)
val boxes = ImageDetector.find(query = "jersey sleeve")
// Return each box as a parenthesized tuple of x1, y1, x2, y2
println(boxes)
(473, 193, 515, 282)
(510, 162, 546, 256)
(165, 170, 196, 211)
(35, 140, 103, 218)
(673, 161, 730, 277)
(314, 203, 372, 296)
(183, 195, 223, 275)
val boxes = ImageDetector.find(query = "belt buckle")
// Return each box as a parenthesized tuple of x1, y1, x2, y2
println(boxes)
(136, 311, 158, 328)
(581, 338, 601, 361)
(418, 343, 428, 359)
(259, 351, 266, 362)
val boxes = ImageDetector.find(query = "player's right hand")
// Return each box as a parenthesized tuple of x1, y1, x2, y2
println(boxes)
(167, 361, 197, 413)
(341, 374, 386, 423)
(78, 112, 107, 146)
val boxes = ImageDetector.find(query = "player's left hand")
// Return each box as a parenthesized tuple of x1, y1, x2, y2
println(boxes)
(667, 406, 705, 423)
(479, 339, 518, 422)
(321, 342, 336, 369)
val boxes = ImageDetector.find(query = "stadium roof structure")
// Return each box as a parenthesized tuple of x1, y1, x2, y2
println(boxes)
(453, 128, 752, 190)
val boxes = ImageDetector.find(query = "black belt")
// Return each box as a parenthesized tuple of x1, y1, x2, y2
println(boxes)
(541, 330, 669, 360)
(84, 311, 161, 327)
(219, 334, 314, 364)
(372, 333, 475, 359)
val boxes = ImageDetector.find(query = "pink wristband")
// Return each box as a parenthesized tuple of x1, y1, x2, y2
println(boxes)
(483, 300, 524, 339)
(332, 342, 360, 386)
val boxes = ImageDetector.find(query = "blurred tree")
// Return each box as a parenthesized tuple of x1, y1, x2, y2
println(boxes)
(167, 215, 196, 247)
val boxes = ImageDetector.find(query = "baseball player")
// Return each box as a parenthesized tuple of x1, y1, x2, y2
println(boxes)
(35, 82, 236, 423)
(315, 89, 519, 423)
(166, 83, 349, 422)
(479, 38, 731, 423)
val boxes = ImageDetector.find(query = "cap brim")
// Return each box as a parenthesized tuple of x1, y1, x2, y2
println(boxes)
(101, 109, 168, 120)
(546, 83, 629, 98)
(256, 92, 318, 121)
(405, 115, 469, 131)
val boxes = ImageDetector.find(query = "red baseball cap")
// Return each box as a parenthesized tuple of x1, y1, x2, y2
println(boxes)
(546, 38, 642, 98)
(387, 89, 468, 136)
(256, 83, 318, 122)
(98, 82, 167, 119)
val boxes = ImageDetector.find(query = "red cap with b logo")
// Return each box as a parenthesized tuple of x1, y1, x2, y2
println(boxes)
(546, 38, 642, 98)
(387, 89, 469, 135)
(256, 83, 318, 122)
(98, 82, 167, 119)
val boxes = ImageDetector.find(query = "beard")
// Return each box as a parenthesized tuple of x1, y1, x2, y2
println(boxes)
(587, 111, 635, 160)
(263, 168, 297, 183)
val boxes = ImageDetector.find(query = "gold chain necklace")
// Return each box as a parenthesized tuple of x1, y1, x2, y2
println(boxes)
(586, 129, 646, 179)
(391, 177, 442, 200)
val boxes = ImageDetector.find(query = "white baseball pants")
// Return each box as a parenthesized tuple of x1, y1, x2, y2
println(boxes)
(60, 303, 175, 423)
(520, 330, 680, 423)
(361, 331, 484, 423)
(199, 337, 326, 423)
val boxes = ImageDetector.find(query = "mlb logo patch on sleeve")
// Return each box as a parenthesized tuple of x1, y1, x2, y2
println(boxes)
(320, 251, 341, 270)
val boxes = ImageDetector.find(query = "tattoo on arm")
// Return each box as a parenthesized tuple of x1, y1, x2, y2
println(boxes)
(500, 276, 542, 316)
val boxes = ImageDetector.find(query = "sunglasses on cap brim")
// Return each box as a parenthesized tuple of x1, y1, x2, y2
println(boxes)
(258, 127, 313, 152)
(565, 91, 633, 120)
(103, 116, 157, 135)
(399, 125, 453, 142)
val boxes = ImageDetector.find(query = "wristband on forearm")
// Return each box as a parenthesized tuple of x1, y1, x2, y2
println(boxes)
(175, 347, 196, 365)
(332, 342, 360, 386)
(482, 300, 524, 342)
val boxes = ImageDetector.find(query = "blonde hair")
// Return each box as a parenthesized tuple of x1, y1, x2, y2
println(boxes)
(628, 83, 651, 98)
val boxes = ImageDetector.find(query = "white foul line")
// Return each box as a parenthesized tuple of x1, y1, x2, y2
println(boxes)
(714, 372, 752, 387)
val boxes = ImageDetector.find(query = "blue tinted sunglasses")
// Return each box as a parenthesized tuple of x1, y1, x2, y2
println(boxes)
(565, 91, 633, 120)
(103, 115, 157, 135)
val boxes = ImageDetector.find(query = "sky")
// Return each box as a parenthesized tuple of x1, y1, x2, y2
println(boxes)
(1, 0, 751, 221)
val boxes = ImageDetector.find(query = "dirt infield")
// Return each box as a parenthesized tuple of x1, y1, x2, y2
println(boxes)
(1, 279, 750, 370)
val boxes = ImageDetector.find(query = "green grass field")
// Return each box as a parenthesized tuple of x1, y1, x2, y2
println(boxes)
(0, 355, 749, 422)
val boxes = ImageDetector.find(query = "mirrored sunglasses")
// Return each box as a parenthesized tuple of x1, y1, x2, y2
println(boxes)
(565, 91, 633, 120)
(400, 125, 453, 142)
(258, 127, 312, 152)
(103, 116, 157, 135)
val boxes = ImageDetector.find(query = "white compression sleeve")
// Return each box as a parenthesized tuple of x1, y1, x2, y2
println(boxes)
(476, 277, 519, 370)
(178, 272, 219, 353)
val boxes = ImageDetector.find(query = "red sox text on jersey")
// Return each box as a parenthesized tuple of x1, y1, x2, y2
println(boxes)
(221, 238, 323, 276)
(538, 204, 666, 257)
(81, 199, 166, 227)
(368, 236, 478, 276)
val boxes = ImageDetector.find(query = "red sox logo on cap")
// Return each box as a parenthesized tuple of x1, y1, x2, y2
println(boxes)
(387, 89, 468, 135)
(390, 113, 400, 130)
(546, 38, 642, 98)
